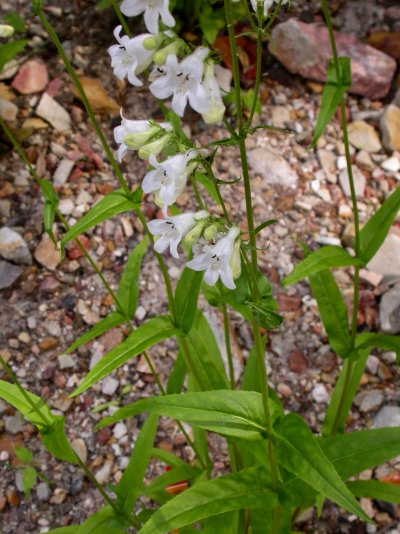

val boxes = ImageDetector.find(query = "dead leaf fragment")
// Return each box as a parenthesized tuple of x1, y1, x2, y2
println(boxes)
(73, 77, 120, 115)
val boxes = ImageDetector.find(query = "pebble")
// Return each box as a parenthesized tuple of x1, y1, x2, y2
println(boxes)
(58, 354, 76, 370)
(367, 234, 400, 277)
(248, 147, 298, 187)
(0, 227, 31, 264)
(347, 121, 382, 153)
(339, 166, 366, 197)
(317, 149, 337, 183)
(5, 414, 24, 434)
(95, 459, 113, 484)
(53, 159, 75, 186)
(34, 234, 62, 271)
(113, 422, 128, 439)
(36, 93, 71, 132)
(11, 60, 49, 95)
(135, 306, 146, 321)
(270, 106, 291, 128)
(379, 283, 400, 334)
(18, 332, 30, 344)
(71, 438, 87, 463)
(0, 260, 22, 289)
(312, 384, 330, 403)
(374, 406, 400, 428)
(0, 98, 18, 121)
(36, 482, 51, 501)
(366, 355, 380, 375)
(356, 150, 375, 171)
(355, 390, 384, 412)
(381, 105, 400, 152)
(101, 377, 119, 396)
(382, 156, 400, 173)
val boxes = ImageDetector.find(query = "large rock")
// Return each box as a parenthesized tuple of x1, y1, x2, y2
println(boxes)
(380, 105, 400, 152)
(367, 234, 400, 277)
(36, 93, 71, 132)
(379, 283, 400, 334)
(0, 227, 31, 264)
(248, 147, 298, 187)
(11, 60, 48, 95)
(347, 121, 382, 153)
(338, 166, 366, 198)
(270, 19, 396, 99)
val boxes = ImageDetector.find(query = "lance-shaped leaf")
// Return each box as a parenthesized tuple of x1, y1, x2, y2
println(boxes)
(97, 390, 273, 440)
(61, 189, 139, 249)
(175, 268, 204, 335)
(66, 312, 126, 353)
(116, 238, 148, 319)
(116, 413, 158, 515)
(139, 467, 277, 534)
(309, 269, 352, 357)
(46, 528, 80, 534)
(273, 414, 371, 523)
(76, 506, 128, 534)
(354, 332, 400, 363)
(0, 381, 76, 463)
(166, 351, 187, 394)
(311, 57, 351, 147)
(0, 39, 29, 71)
(38, 178, 59, 244)
(348, 480, 400, 504)
(282, 246, 364, 287)
(71, 316, 177, 397)
(144, 464, 202, 504)
(359, 186, 400, 263)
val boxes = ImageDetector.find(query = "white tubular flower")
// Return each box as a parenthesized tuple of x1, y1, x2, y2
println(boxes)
(120, 0, 175, 35)
(149, 48, 210, 117)
(0, 25, 14, 38)
(142, 150, 198, 212)
(114, 116, 172, 162)
(186, 227, 241, 290)
(108, 26, 154, 86)
(201, 62, 226, 125)
(250, 0, 289, 15)
(148, 211, 208, 259)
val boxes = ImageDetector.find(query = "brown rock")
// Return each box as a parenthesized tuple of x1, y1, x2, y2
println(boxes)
(380, 105, 400, 152)
(368, 32, 400, 61)
(73, 77, 120, 115)
(278, 294, 302, 312)
(97, 427, 112, 446)
(288, 350, 308, 373)
(270, 19, 396, 99)
(39, 337, 59, 351)
(34, 234, 62, 271)
(12, 60, 48, 95)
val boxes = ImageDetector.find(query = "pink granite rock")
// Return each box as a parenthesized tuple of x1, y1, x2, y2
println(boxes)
(270, 19, 396, 100)
(12, 60, 49, 95)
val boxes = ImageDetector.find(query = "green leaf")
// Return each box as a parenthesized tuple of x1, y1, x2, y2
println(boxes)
(273, 414, 370, 522)
(151, 448, 188, 469)
(245, 301, 283, 329)
(348, 480, 400, 504)
(0, 381, 76, 463)
(46, 528, 79, 534)
(320, 427, 400, 480)
(76, 506, 127, 534)
(0, 40, 28, 71)
(15, 446, 33, 464)
(116, 238, 148, 318)
(97, 390, 275, 440)
(22, 466, 37, 496)
(253, 220, 278, 235)
(355, 332, 400, 363)
(184, 311, 229, 391)
(116, 414, 158, 515)
(66, 312, 125, 353)
(95, 0, 114, 10)
(311, 57, 351, 147)
(43, 202, 57, 244)
(282, 246, 364, 287)
(139, 467, 278, 534)
(242, 339, 266, 394)
(194, 172, 220, 204)
(166, 351, 187, 394)
(322, 349, 370, 436)
(144, 464, 202, 503)
(175, 268, 203, 334)
(3, 12, 26, 33)
(309, 269, 352, 357)
(61, 190, 139, 249)
(71, 316, 177, 397)
(204, 512, 239, 533)
(359, 187, 400, 263)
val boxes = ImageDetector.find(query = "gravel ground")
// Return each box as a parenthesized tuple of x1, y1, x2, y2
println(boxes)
(0, 0, 399, 532)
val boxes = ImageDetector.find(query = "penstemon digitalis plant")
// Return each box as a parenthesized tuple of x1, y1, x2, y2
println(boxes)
(1, 0, 400, 532)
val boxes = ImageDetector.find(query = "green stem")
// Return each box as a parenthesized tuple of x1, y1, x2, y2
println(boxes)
(224, 0, 280, 498)
(111, 0, 131, 37)
(222, 303, 235, 389)
(322, 0, 361, 435)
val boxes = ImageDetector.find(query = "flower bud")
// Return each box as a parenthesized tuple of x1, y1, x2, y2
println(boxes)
(138, 134, 172, 160)
(153, 41, 181, 65)
(203, 224, 218, 241)
(123, 127, 158, 149)
(230, 239, 242, 280)
(184, 220, 207, 246)
(0, 25, 14, 38)
(143, 34, 163, 50)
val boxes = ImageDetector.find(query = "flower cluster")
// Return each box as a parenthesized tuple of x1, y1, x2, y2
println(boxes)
(109, 0, 242, 289)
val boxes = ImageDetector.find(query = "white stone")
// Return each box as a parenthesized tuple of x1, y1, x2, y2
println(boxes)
(53, 159, 74, 185)
(95, 460, 113, 484)
(382, 156, 400, 173)
(339, 166, 366, 198)
(58, 354, 75, 370)
(101, 376, 119, 396)
(248, 147, 298, 187)
(312, 384, 330, 403)
(367, 234, 400, 277)
(113, 422, 128, 439)
(36, 93, 71, 132)
(58, 198, 75, 215)
(348, 121, 382, 153)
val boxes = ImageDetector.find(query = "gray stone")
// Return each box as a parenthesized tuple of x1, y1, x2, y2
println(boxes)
(348, 121, 382, 153)
(270, 106, 291, 129)
(0, 260, 22, 289)
(248, 147, 298, 187)
(5, 413, 24, 434)
(36, 93, 71, 132)
(58, 354, 75, 370)
(317, 149, 337, 183)
(36, 482, 51, 501)
(0, 227, 31, 264)
(101, 376, 119, 396)
(379, 284, 400, 334)
(374, 405, 400, 428)
(368, 234, 400, 277)
(355, 390, 384, 412)
(339, 166, 366, 198)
